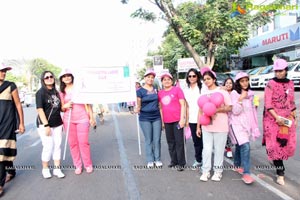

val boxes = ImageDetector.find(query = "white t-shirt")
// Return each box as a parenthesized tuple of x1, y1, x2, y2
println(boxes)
(184, 85, 201, 123)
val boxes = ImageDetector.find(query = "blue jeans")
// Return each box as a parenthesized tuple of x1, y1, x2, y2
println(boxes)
(234, 142, 251, 174)
(139, 120, 162, 163)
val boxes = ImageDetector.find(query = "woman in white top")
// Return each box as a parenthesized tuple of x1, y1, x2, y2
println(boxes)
(184, 68, 203, 169)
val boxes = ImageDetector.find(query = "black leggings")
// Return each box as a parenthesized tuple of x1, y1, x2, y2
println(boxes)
(273, 160, 285, 176)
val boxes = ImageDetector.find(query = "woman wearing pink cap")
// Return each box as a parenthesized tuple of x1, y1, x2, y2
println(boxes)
(229, 72, 260, 184)
(158, 72, 186, 171)
(263, 58, 297, 186)
(59, 69, 96, 175)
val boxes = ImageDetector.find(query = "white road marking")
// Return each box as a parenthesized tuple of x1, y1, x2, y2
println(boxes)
(224, 157, 294, 200)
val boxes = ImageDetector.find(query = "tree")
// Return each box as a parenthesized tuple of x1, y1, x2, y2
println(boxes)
(122, 0, 289, 70)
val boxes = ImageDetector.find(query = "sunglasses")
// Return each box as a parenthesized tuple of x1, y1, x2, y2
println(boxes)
(44, 75, 54, 80)
(188, 75, 197, 78)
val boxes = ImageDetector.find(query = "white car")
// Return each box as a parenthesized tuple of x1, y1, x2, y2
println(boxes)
(287, 61, 300, 88)
(260, 61, 300, 88)
(250, 65, 273, 89)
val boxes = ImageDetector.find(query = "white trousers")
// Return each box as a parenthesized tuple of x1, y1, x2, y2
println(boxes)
(201, 130, 228, 173)
(38, 125, 63, 162)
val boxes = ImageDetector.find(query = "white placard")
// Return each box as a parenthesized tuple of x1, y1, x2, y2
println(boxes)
(72, 66, 136, 104)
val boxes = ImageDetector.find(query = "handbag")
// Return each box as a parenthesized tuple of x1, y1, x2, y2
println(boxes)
(184, 126, 192, 140)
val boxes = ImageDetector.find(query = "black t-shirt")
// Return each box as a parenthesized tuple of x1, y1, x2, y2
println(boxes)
(35, 87, 63, 127)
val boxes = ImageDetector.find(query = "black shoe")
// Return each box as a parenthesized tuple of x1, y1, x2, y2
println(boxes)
(168, 164, 176, 168)
(177, 166, 184, 172)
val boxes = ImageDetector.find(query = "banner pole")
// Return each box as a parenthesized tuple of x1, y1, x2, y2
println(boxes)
(63, 108, 72, 160)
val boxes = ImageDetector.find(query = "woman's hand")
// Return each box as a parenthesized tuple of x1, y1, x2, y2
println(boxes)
(275, 116, 285, 126)
(179, 119, 185, 128)
(196, 127, 201, 138)
(45, 126, 51, 136)
(63, 101, 73, 109)
(18, 123, 25, 134)
(90, 118, 96, 128)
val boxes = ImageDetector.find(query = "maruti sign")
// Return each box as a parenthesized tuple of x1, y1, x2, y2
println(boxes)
(239, 23, 300, 57)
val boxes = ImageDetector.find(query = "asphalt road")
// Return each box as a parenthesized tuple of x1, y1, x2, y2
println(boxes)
(2, 90, 300, 200)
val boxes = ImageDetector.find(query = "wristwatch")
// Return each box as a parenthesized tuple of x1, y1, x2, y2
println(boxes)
(44, 124, 50, 127)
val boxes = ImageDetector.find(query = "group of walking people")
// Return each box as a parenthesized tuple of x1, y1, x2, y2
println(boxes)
(0, 58, 297, 196)
(136, 58, 297, 186)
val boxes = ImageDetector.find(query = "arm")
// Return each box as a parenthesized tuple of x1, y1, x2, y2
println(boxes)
(159, 102, 164, 129)
(196, 109, 202, 138)
(185, 100, 189, 127)
(12, 89, 25, 134)
(178, 99, 185, 128)
(135, 97, 142, 114)
(37, 108, 51, 136)
(86, 104, 96, 127)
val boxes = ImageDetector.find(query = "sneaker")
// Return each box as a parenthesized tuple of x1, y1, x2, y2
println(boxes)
(168, 163, 176, 168)
(226, 150, 233, 158)
(176, 165, 184, 172)
(211, 172, 222, 182)
(233, 167, 244, 175)
(154, 161, 163, 167)
(86, 166, 93, 174)
(242, 174, 254, 184)
(200, 172, 210, 182)
(147, 162, 154, 168)
(75, 167, 82, 175)
(192, 160, 202, 170)
(53, 169, 65, 178)
(42, 168, 52, 179)
(276, 176, 285, 186)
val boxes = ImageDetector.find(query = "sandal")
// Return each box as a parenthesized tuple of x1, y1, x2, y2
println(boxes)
(5, 174, 15, 183)
(0, 186, 4, 197)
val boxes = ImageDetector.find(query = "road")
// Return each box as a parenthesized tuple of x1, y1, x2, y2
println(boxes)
(2, 90, 300, 200)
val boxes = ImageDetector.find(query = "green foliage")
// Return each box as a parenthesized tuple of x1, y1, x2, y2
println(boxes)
(30, 58, 62, 79)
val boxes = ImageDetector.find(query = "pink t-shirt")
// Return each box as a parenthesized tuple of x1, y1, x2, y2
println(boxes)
(59, 91, 89, 124)
(158, 86, 185, 123)
(201, 87, 232, 133)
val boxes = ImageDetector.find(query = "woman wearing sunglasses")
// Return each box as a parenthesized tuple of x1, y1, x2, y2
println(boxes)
(184, 68, 203, 169)
(35, 71, 65, 179)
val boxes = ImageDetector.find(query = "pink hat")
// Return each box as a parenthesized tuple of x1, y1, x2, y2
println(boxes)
(0, 63, 12, 71)
(273, 59, 288, 70)
(235, 72, 249, 82)
(59, 68, 73, 78)
(200, 66, 216, 78)
(160, 72, 173, 80)
(144, 69, 156, 77)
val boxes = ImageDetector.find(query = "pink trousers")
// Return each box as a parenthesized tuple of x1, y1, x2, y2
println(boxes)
(64, 122, 92, 168)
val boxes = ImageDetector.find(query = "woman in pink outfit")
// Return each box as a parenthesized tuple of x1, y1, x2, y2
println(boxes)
(263, 59, 297, 186)
(59, 69, 96, 175)
(229, 72, 260, 185)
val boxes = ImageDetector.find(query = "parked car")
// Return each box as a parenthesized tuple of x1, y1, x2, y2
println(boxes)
(287, 61, 300, 88)
(248, 66, 266, 77)
(216, 72, 229, 86)
(250, 65, 273, 89)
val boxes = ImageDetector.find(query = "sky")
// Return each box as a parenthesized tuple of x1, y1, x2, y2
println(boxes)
(0, 0, 167, 69)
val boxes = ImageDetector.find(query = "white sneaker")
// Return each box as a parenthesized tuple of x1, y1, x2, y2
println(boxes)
(53, 169, 65, 178)
(42, 168, 52, 179)
(200, 172, 210, 182)
(154, 161, 163, 167)
(147, 162, 154, 168)
(226, 151, 233, 158)
(211, 172, 222, 182)
(192, 160, 202, 170)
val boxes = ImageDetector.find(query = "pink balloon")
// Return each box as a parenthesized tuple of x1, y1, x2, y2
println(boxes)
(199, 115, 211, 125)
(202, 102, 217, 116)
(210, 92, 224, 107)
(197, 95, 210, 109)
